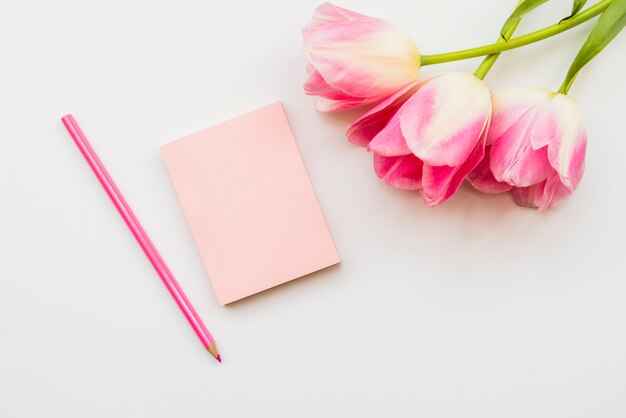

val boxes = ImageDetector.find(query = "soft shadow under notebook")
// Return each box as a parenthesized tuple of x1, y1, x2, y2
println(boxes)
(161, 102, 340, 305)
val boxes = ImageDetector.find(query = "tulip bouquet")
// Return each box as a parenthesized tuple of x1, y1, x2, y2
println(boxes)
(303, 1, 625, 210)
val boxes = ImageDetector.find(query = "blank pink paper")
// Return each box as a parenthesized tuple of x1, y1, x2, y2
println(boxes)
(161, 102, 340, 305)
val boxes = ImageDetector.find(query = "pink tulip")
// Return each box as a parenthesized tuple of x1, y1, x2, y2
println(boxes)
(303, 3, 420, 112)
(468, 88, 587, 211)
(347, 72, 492, 206)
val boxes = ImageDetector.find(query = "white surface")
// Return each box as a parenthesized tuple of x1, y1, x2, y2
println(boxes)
(1, 0, 625, 416)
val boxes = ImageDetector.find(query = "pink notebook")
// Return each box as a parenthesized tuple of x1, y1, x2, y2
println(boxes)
(161, 102, 340, 305)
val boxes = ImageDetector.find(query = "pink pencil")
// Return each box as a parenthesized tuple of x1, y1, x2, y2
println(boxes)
(61, 114, 221, 362)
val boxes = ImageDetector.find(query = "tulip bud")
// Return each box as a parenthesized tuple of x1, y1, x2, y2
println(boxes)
(348, 72, 492, 206)
(468, 87, 587, 211)
(303, 3, 420, 112)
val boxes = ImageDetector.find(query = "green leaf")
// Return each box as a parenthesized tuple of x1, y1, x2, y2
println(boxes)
(501, 0, 550, 40)
(560, 0, 626, 93)
(562, 0, 588, 22)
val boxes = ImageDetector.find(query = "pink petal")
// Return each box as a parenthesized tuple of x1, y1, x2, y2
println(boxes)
(303, 5, 420, 100)
(510, 183, 543, 209)
(535, 174, 573, 211)
(311, 3, 370, 26)
(373, 153, 423, 190)
(304, 69, 376, 111)
(314, 96, 373, 112)
(545, 178, 575, 210)
(303, 43, 419, 101)
(488, 88, 552, 145)
(303, 12, 388, 44)
(489, 107, 554, 187)
(420, 129, 487, 206)
(467, 145, 513, 193)
(529, 94, 587, 190)
(399, 72, 491, 167)
(510, 175, 573, 211)
(367, 113, 412, 156)
(304, 69, 342, 98)
(346, 80, 422, 147)
(420, 164, 457, 206)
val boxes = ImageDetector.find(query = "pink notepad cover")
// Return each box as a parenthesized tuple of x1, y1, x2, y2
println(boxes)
(161, 102, 340, 305)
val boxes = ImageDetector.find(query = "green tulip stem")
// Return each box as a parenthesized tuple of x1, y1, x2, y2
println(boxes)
(420, 0, 612, 66)
(473, 14, 522, 80)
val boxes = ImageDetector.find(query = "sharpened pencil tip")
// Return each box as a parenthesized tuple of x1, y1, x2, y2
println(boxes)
(208, 344, 221, 362)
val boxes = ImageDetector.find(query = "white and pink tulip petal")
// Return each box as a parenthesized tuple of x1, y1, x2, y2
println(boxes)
(467, 145, 513, 193)
(510, 183, 543, 208)
(487, 87, 552, 144)
(529, 93, 587, 190)
(304, 68, 373, 111)
(373, 153, 423, 190)
(471, 87, 588, 211)
(310, 2, 366, 25)
(420, 132, 486, 206)
(511, 174, 573, 211)
(303, 3, 420, 111)
(536, 174, 574, 211)
(304, 69, 344, 99)
(314, 95, 372, 112)
(489, 105, 554, 187)
(399, 72, 491, 167)
(346, 80, 422, 147)
(367, 115, 412, 157)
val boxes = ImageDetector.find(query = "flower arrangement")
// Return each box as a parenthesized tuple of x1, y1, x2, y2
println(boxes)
(303, 1, 625, 211)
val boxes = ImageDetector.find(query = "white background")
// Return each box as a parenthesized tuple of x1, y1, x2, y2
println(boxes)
(1, 0, 625, 416)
